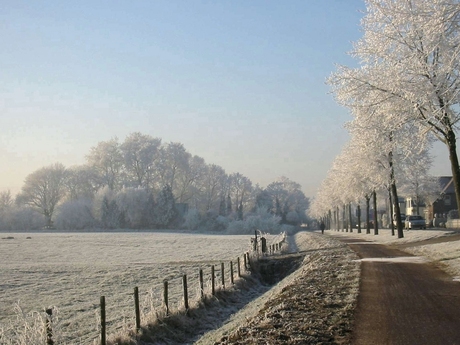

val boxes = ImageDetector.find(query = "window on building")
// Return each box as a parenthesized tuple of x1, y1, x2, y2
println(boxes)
(444, 195, 451, 206)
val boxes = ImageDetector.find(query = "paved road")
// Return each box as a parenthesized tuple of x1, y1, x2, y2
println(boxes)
(339, 238, 460, 345)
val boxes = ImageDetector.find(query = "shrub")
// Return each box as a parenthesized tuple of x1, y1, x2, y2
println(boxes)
(286, 211, 300, 225)
(116, 187, 151, 228)
(226, 220, 247, 234)
(183, 209, 201, 230)
(226, 207, 281, 235)
(201, 209, 227, 232)
(280, 224, 297, 235)
(1, 206, 45, 230)
(54, 199, 95, 230)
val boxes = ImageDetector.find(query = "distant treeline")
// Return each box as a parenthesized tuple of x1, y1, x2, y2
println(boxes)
(0, 132, 309, 232)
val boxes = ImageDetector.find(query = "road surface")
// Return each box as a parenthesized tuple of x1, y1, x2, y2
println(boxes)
(339, 238, 460, 345)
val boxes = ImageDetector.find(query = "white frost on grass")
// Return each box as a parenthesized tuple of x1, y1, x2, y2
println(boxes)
(357, 256, 429, 263)
(327, 228, 453, 244)
(196, 231, 360, 344)
(404, 240, 460, 279)
(0, 231, 259, 344)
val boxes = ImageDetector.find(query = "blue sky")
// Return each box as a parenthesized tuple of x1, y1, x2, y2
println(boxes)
(0, 1, 451, 198)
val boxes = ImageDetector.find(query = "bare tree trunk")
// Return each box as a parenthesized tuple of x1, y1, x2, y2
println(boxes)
(366, 195, 371, 234)
(348, 202, 353, 233)
(357, 203, 361, 234)
(333, 209, 336, 231)
(416, 194, 420, 216)
(334, 208, 337, 231)
(44, 210, 52, 228)
(389, 188, 395, 236)
(388, 145, 403, 238)
(388, 149, 404, 238)
(447, 129, 460, 217)
(337, 206, 340, 231)
(391, 182, 404, 238)
(373, 190, 378, 235)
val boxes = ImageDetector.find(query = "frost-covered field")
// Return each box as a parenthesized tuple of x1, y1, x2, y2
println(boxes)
(0, 231, 256, 344)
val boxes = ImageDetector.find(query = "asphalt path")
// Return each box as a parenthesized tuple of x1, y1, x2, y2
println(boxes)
(338, 238, 460, 345)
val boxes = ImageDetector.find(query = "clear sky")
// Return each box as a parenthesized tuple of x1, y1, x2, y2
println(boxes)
(0, 0, 452, 198)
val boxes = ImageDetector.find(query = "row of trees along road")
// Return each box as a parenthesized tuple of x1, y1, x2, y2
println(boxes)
(310, 0, 460, 238)
(0, 132, 309, 231)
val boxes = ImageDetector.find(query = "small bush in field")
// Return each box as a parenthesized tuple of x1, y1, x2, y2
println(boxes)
(0, 206, 45, 231)
(184, 209, 201, 230)
(55, 198, 95, 230)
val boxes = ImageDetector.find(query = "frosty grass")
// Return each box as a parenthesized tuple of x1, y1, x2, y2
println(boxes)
(0, 231, 257, 344)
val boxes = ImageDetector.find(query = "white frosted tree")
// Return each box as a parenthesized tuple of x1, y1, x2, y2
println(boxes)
(154, 184, 177, 228)
(116, 187, 151, 228)
(86, 138, 123, 191)
(330, 0, 460, 215)
(266, 177, 309, 225)
(228, 172, 253, 218)
(312, 143, 366, 233)
(175, 155, 206, 204)
(200, 164, 227, 212)
(254, 186, 273, 213)
(55, 198, 95, 230)
(7, 206, 45, 230)
(18, 163, 67, 228)
(0, 190, 13, 211)
(183, 208, 201, 230)
(310, 132, 393, 235)
(0, 190, 13, 230)
(65, 165, 99, 200)
(346, 118, 410, 237)
(120, 132, 161, 189)
(156, 142, 190, 196)
(399, 148, 441, 215)
(93, 186, 121, 228)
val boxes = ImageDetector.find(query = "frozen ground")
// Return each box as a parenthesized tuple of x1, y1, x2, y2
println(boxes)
(195, 231, 361, 344)
(327, 228, 460, 279)
(0, 231, 257, 344)
(195, 228, 460, 345)
(3, 228, 458, 344)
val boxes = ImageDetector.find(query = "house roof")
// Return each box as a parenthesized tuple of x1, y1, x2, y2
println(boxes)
(439, 176, 455, 194)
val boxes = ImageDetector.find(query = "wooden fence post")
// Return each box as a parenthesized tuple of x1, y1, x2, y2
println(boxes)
(230, 261, 234, 285)
(100, 296, 106, 345)
(134, 287, 140, 333)
(221, 262, 225, 289)
(45, 308, 53, 345)
(237, 257, 241, 277)
(199, 269, 204, 299)
(211, 265, 215, 296)
(183, 274, 189, 310)
(243, 253, 247, 269)
(163, 280, 169, 315)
